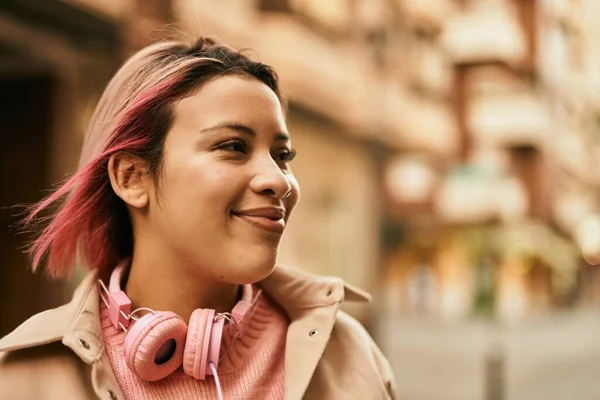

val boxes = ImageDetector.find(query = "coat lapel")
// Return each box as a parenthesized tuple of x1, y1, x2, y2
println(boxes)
(0, 269, 99, 353)
(259, 266, 370, 399)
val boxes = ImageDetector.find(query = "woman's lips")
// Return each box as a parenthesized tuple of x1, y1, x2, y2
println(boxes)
(232, 207, 286, 234)
(234, 214, 285, 234)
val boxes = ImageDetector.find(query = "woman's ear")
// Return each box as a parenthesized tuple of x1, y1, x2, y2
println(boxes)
(108, 153, 150, 209)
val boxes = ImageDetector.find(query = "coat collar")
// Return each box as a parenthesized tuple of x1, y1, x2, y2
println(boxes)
(0, 265, 370, 356)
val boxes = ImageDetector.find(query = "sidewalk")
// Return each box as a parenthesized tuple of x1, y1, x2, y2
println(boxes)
(375, 310, 600, 400)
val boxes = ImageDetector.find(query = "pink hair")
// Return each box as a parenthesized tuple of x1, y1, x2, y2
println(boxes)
(22, 37, 283, 278)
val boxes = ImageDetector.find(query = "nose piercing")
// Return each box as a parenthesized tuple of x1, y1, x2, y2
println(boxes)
(282, 185, 292, 199)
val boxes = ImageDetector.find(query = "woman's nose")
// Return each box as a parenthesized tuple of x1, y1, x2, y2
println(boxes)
(249, 158, 292, 199)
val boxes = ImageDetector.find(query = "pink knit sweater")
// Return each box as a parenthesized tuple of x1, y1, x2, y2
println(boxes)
(100, 290, 288, 399)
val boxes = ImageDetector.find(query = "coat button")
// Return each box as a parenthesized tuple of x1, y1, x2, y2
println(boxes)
(78, 339, 90, 350)
(309, 329, 319, 337)
(108, 390, 118, 400)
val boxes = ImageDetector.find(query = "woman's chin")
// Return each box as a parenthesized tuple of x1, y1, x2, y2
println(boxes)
(229, 253, 278, 284)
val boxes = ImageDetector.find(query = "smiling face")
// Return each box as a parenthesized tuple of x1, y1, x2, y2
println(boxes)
(142, 75, 299, 284)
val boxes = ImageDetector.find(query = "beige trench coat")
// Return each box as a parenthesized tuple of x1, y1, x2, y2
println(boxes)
(0, 266, 397, 399)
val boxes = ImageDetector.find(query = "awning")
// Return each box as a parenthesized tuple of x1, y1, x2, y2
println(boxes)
(0, 0, 119, 52)
(495, 222, 578, 274)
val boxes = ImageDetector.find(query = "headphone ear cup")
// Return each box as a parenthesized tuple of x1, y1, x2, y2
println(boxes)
(183, 309, 215, 380)
(123, 311, 187, 381)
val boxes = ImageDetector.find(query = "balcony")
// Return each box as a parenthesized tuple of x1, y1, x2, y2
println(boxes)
(551, 131, 591, 183)
(396, 0, 455, 34)
(435, 166, 529, 224)
(375, 83, 458, 155)
(255, 14, 369, 131)
(407, 38, 453, 97)
(467, 90, 549, 149)
(441, 1, 526, 66)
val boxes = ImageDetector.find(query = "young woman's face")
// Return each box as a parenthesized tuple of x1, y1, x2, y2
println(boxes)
(148, 75, 299, 284)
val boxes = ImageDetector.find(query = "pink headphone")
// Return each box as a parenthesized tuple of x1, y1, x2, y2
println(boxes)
(98, 260, 260, 390)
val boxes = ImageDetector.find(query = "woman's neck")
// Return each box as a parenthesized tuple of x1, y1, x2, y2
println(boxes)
(123, 251, 241, 324)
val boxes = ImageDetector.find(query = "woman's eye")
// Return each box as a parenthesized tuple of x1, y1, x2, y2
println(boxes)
(217, 139, 248, 154)
(277, 148, 297, 163)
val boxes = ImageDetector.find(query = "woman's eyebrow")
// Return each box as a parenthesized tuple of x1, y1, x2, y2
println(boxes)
(200, 122, 290, 141)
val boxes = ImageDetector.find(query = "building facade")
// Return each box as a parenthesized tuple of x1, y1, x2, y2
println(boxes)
(2, 0, 600, 338)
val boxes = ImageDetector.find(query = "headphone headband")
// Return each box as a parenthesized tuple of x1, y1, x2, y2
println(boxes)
(102, 259, 256, 331)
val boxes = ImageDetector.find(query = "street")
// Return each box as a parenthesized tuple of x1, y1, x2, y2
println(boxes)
(376, 310, 600, 400)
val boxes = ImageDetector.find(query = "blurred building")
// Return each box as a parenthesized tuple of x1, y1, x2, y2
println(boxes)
(382, 0, 600, 324)
(2, 0, 600, 339)
(0, 0, 120, 337)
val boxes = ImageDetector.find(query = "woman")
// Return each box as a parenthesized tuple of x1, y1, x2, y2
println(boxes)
(0, 37, 397, 400)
